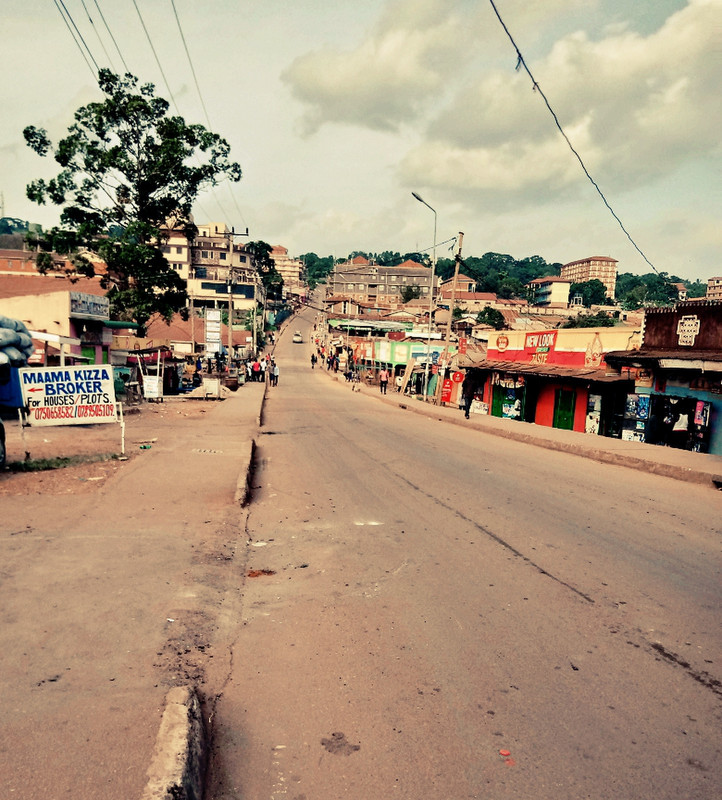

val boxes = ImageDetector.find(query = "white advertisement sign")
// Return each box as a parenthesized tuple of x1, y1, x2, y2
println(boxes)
(19, 365, 118, 426)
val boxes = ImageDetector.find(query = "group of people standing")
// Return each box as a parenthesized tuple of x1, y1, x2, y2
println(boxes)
(246, 356, 280, 386)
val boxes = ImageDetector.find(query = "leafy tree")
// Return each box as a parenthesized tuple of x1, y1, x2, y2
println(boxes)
(300, 252, 334, 289)
(247, 240, 283, 301)
(23, 69, 241, 324)
(375, 251, 402, 266)
(562, 311, 615, 328)
(684, 280, 707, 299)
(569, 279, 608, 307)
(476, 305, 506, 330)
(400, 284, 422, 303)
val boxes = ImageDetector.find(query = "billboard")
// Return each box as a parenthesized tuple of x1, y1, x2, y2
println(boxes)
(19, 365, 118, 427)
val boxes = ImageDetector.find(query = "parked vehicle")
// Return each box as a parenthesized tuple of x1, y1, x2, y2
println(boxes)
(0, 366, 23, 469)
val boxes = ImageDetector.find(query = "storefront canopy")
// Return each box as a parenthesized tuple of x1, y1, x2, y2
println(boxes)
(466, 359, 629, 383)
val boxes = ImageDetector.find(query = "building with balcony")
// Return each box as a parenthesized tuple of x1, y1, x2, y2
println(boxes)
(528, 276, 572, 308)
(560, 256, 618, 300)
(328, 256, 437, 309)
(706, 277, 722, 300)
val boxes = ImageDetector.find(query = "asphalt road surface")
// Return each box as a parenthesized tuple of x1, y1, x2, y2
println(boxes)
(207, 312, 722, 800)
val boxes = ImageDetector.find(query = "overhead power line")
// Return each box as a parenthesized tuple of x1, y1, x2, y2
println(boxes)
(132, 0, 180, 115)
(54, 0, 99, 81)
(170, 0, 248, 229)
(487, 0, 659, 274)
(80, 0, 116, 72)
(93, 0, 130, 74)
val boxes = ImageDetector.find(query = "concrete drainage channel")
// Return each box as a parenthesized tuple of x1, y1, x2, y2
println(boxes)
(140, 379, 269, 799)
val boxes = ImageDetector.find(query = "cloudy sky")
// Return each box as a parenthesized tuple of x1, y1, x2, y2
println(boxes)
(1, 0, 720, 280)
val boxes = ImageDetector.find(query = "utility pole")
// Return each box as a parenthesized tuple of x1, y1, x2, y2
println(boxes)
(435, 232, 464, 404)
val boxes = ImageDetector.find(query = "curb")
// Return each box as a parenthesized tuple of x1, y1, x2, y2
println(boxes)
(326, 372, 722, 489)
(144, 384, 267, 798)
(141, 686, 206, 800)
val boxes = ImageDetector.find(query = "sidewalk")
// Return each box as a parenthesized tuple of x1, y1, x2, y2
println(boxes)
(324, 372, 722, 489)
(0, 382, 267, 800)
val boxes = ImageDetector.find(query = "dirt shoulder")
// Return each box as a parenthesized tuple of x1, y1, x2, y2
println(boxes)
(0, 399, 217, 496)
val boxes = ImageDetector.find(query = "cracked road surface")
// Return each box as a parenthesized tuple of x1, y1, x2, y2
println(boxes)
(206, 322, 722, 800)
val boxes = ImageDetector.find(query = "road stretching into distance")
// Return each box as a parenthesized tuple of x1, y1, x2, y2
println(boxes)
(206, 307, 722, 799)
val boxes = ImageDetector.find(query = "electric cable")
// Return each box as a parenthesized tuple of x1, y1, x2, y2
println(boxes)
(54, 0, 99, 80)
(93, 0, 130, 74)
(488, 0, 659, 275)
(80, 0, 116, 72)
(132, 0, 180, 115)
(170, 0, 248, 229)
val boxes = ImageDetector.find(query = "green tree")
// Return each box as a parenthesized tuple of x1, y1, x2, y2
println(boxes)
(400, 284, 422, 303)
(300, 252, 334, 289)
(247, 240, 283, 301)
(562, 311, 615, 328)
(569, 279, 608, 307)
(684, 280, 707, 299)
(23, 69, 242, 324)
(476, 305, 506, 330)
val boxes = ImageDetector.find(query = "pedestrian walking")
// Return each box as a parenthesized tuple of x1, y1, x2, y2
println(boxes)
(461, 373, 474, 419)
(378, 366, 389, 395)
(271, 361, 279, 386)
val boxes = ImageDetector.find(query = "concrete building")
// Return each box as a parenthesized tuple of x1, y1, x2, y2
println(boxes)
(160, 220, 265, 329)
(271, 245, 304, 298)
(561, 256, 618, 300)
(328, 256, 437, 308)
(528, 276, 572, 308)
(706, 277, 722, 300)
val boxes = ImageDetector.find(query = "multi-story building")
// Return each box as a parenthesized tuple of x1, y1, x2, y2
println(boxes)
(528, 276, 572, 308)
(560, 256, 618, 300)
(161, 220, 265, 320)
(706, 277, 722, 300)
(271, 245, 304, 298)
(328, 256, 437, 308)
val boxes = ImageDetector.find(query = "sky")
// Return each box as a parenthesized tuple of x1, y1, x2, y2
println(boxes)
(1, 0, 720, 281)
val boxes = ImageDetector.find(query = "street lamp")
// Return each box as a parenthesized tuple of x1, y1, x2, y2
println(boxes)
(411, 191, 437, 401)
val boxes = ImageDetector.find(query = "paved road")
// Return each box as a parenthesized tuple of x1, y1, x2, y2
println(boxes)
(207, 314, 722, 800)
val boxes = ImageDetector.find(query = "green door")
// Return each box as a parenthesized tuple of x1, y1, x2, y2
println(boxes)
(553, 388, 576, 430)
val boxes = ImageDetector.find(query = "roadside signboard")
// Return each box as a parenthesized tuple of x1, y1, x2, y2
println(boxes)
(205, 309, 222, 355)
(458, 338, 468, 354)
(19, 365, 118, 427)
(441, 378, 453, 403)
(452, 371, 465, 383)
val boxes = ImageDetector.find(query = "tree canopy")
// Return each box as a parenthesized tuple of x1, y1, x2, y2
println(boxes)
(23, 69, 242, 324)
(246, 240, 283, 302)
(569, 279, 608, 307)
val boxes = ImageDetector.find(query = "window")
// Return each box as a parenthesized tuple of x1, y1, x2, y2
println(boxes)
(176, 246, 183, 254)
(162, 246, 170, 253)
(220, 252, 227, 260)
(202, 251, 209, 258)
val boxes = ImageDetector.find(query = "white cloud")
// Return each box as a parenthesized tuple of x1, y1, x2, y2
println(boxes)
(281, 0, 476, 134)
(401, 0, 721, 201)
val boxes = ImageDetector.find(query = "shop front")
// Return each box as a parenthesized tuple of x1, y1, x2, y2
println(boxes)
(606, 302, 722, 454)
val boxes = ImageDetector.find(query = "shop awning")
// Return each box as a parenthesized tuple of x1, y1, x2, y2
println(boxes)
(464, 359, 631, 384)
(605, 349, 722, 373)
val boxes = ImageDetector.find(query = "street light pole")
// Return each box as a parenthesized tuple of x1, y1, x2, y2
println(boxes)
(411, 191, 437, 401)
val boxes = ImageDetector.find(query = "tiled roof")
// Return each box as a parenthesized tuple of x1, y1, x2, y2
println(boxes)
(0, 274, 106, 299)
(144, 313, 251, 347)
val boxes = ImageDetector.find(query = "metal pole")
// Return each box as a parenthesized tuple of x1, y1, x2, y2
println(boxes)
(436, 232, 464, 404)
(411, 192, 437, 402)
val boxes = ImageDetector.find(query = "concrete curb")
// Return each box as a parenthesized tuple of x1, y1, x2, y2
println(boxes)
(141, 686, 206, 800)
(144, 384, 268, 798)
(325, 372, 722, 489)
